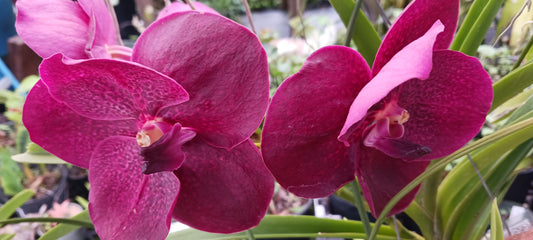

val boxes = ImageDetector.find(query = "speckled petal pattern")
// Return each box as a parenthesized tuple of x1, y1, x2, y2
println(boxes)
(89, 136, 179, 240)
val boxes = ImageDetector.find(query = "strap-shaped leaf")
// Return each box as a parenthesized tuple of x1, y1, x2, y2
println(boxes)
(0, 189, 34, 221)
(490, 198, 504, 240)
(451, 0, 506, 55)
(167, 215, 417, 240)
(329, 0, 381, 66)
(369, 117, 533, 239)
(492, 61, 533, 112)
(39, 210, 92, 240)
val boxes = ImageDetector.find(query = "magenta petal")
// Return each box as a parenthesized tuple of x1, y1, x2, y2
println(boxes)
(173, 139, 274, 233)
(16, 0, 90, 59)
(40, 54, 189, 120)
(398, 50, 493, 160)
(77, 0, 117, 58)
(262, 46, 370, 197)
(157, 1, 220, 20)
(339, 20, 444, 143)
(355, 145, 429, 217)
(89, 136, 179, 240)
(134, 12, 269, 149)
(372, 0, 459, 74)
(23, 81, 137, 168)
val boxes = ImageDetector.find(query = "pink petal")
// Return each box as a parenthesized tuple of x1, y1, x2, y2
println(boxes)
(261, 46, 370, 198)
(355, 144, 429, 217)
(23, 81, 137, 169)
(39, 54, 189, 121)
(89, 136, 179, 240)
(339, 20, 444, 143)
(16, 0, 90, 59)
(77, 0, 118, 58)
(157, 1, 219, 20)
(398, 50, 493, 161)
(133, 12, 269, 149)
(372, 0, 458, 74)
(173, 139, 274, 233)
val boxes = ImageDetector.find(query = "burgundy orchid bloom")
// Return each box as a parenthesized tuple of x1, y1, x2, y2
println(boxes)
(23, 12, 273, 239)
(15, 0, 129, 59)
(261, 0, 493, 217)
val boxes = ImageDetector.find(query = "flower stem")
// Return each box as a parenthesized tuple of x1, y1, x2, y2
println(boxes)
(184, 0, 196, 10)
(242, 0, 257, 34)
(374, 0, 390, 29)
(344, 0, 364, 47)
(351, 179, 372, 239)
(0, 217, 94, 228)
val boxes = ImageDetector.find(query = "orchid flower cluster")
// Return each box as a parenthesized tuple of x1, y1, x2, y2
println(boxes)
(15, 0, 495, 239)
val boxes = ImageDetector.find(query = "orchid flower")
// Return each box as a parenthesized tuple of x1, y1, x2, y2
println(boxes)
(15, 0, 129, 59)
(261, 0, 493, 217)
(23, 12, 273, 239)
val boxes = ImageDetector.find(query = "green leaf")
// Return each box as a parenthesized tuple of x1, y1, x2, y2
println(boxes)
(490, 198, 504, 240)
(452, 0, 506, 55)
(0, 234, 15, 240)
(39, 210, 92, 240)
(0, 189, 34, 221)
(506, 92, 533, 124)
(492, 61, 533, 112)
(404, 163, 443, 239)
(167, 215, 417, 240)
(329, 0, 381, 66)
(16, 75, 39, 94)
(11, 152, 67, 164)
(489, 87, 533, 123)
(0, 217, 93, 228)
(440, 139, 533, 239)
(75, 196, 89, 210)
(0, 148, 24, 196)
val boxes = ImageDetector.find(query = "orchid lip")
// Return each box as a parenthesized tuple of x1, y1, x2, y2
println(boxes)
(363, 101, 432, 160)
(139, 121, 196, 174)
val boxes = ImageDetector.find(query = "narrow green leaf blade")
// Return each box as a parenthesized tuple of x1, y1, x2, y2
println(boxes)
(369, 117, 533, 239)
(451, 0, 488, 50)
(167, 215, 417, 240)
(11, 152, 67, 164)
(453, 0, 506, 55)
(39, 210, 92, 240)
(0, 234, 15, 240)
(490, 198, 504, 240)
(329, 0, 381, 66)
(492, 56, 533, 112)
(0, 189, 34, 221)
(0, 148, 24, 196)
(442, 139, 533, 239)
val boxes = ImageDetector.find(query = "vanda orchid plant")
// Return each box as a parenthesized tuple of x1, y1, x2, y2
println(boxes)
(5, 0, 533, 239)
